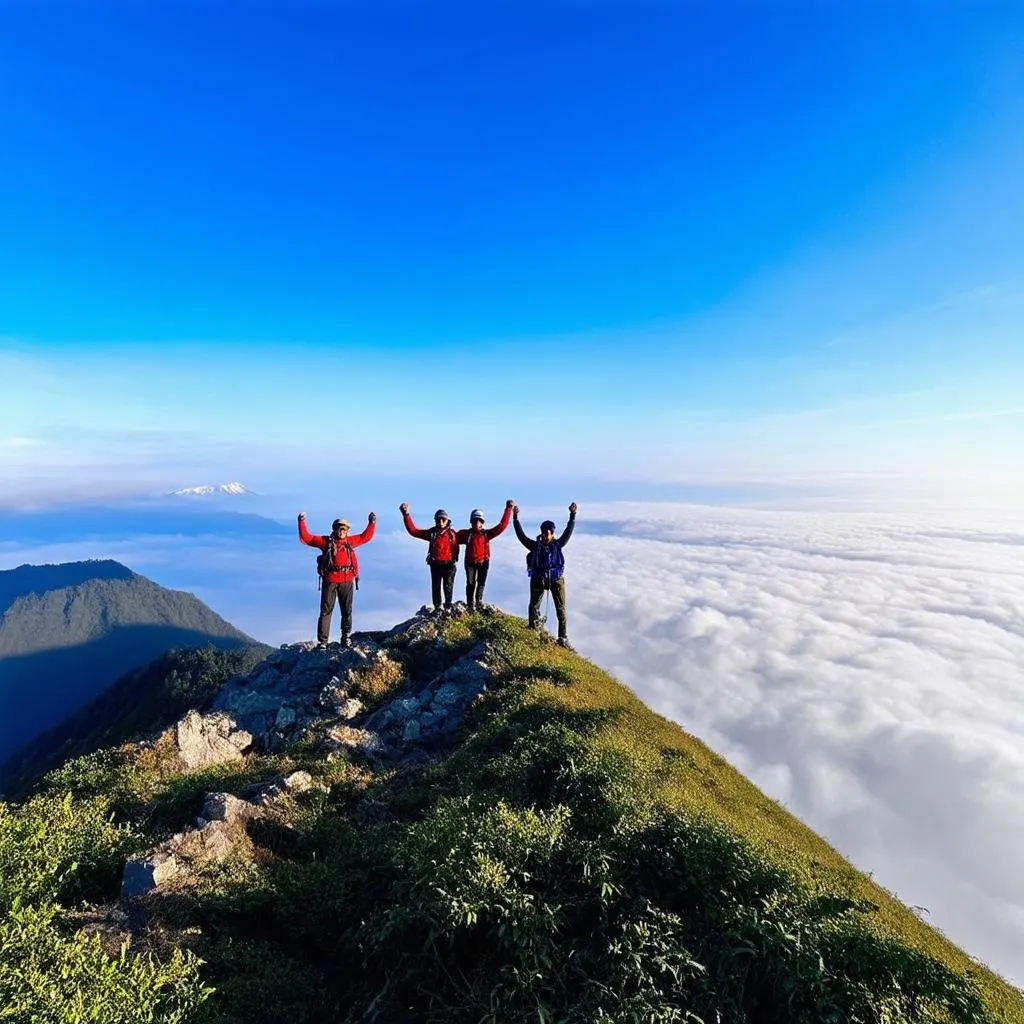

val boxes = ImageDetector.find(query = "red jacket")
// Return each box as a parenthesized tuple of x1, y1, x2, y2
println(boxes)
(403, 513, 460, 563)
(299, 519, 374, 584)
(455, 505, 512, 564)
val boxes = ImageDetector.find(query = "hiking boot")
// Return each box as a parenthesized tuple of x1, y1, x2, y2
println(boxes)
(556, 637, 574, 651)
(316, 641, 328, 650)
(340, 635, 352, 649)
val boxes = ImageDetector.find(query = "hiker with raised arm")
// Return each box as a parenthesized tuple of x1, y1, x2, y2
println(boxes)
(513, 502, 577, 648)
(400, 504, 460, 616)
(455, 500, 514, 612)
(298, 511, 376, 648)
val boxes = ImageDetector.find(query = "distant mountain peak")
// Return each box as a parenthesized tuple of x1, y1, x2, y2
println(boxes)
(169, 482, 254, 497)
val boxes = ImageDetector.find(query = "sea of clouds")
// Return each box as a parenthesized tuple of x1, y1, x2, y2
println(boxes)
(3, 500, 1022, 985)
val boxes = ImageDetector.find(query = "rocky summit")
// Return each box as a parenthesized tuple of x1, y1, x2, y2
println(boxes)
(2, 606, 1022, 1024)
(121, 606, 498, 899)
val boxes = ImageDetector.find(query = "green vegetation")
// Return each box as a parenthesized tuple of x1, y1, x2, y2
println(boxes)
(0, 613, 1020, 1023)
(0, 785, 207, 1021)
(2, 644, 272, 799)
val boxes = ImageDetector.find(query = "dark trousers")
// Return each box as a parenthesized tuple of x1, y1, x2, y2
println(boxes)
(465, 561, 490, 608)
(318, 580, 354, 643)
(430, 561, 456, 609)
(529, 576, 567, 639)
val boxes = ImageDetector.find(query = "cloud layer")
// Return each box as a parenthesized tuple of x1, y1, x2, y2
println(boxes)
(526, 503, 1024, 986)
(3, 502, 1022, 985)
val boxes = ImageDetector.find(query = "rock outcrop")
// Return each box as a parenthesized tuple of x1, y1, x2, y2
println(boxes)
(121, 605, 498, 899)
(174, 710, 253, 770)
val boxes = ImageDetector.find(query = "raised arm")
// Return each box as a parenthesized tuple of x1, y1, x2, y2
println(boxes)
(512, 506, 536, 550)
(399, 503, 431, 540)
(349, 512, 377, 547)
(558, 502, 578, 548)
(297, 513, 324, 549)
(486, 500, 514, 539)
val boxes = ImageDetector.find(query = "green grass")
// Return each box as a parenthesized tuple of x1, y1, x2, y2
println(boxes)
(1, 610, 1020, 1023)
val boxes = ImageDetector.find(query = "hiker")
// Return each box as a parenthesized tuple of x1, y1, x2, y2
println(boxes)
(298, 511, 376, 648)
(455, 500, 515, 612)
(513, 502, 577, 648)
(399, 504, 460, 615)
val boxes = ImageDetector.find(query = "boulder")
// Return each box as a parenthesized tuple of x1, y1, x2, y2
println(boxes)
(391, 698, 421, 723)
(241, 769, 317, 806)
(432, 683, 465, 709)
(200, 792, 261, 827)
(216, 689, 282, 718)
(402, 718, 421, 743)
(122, 851, 179, 899)
(326, 724, 385, 757)
(175, 711, 253, 770)
(173, 820, 238, 864)
(283, 770, 315, 793)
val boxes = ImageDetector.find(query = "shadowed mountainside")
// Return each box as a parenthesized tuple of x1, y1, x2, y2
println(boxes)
(0, 561, 257, 764)
(0, 644, 272, 799)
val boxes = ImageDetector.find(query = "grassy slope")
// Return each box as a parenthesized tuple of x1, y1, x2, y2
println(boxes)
(4, 611, 1021, 1023)
(462, 615, 1021, 1021)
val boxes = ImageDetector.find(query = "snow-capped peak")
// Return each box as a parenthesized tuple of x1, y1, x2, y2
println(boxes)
(170, 482, 254, 497)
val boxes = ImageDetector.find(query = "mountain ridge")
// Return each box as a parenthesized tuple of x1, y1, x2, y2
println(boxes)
(1, 606, 1019, 1023)
(0, 561, 257, 764)
(168, 482, 254, 497)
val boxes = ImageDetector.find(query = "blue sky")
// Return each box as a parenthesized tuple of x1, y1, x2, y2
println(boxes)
(1, 2, 1022, 506)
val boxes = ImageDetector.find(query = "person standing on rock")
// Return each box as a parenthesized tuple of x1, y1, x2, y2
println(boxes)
(513, 502, 577, 648)
(455, 500, 515, 612)
(400, 504, 460, 616)
(298, 511, 376, 648)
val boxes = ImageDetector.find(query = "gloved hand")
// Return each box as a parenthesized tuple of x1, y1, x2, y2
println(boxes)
(399, 502, 409, 515)
(368, 512, 377, 523)
(512, 504, 520, 517)
(298, 512, 306, 520)
(569, 502, 578, 515)
(506, 498, 515, 509)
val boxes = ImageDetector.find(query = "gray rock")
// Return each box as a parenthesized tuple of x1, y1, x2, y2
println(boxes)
(122, 851, 179, 899)
(275, 705, 297, 729)
(432, 683, 465, 708)
(175, 711, 252, 770)
(326, 724, 385, 757)
(419, 711, 437, 731)
(442, 659, 490, 688)
(391, 698, 421, 722)
(214, 688, 282, 717)
(283, 770, 315, 793)
(247, 667, 281, 689)
(200, 792, 261, 826)
(173, 820, 237, 863)
(402, 717, 421, 743)
(364, 707, 393, 730)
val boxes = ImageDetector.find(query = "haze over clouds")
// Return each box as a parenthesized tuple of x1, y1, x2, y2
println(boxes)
(556, 504, 1024, 986)
(3, 499, 1022, 984)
